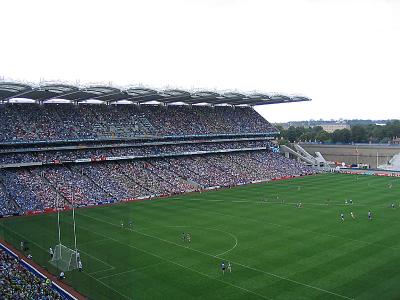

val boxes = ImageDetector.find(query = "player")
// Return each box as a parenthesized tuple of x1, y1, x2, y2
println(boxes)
(388, 183, 393, 189)
(349, 199, 353, 205)
(345, 200, 348, 205)
(76, 250, 80, 261)
(20, 241, 24, 251)
(128, 219, 133, 227)
(221, 261, 225, 274)
(340, 213, 344, 222)
(368, 210, 372, 220)
(181, 232, 186, 242)
(227, 261, 232, 273)
(78, 260, 83, 272)
(350, 212, 355, 219)
(391, 203, 395, 209)
(186, 233, 191, 243)
(49, 247, 53, 258)
(59, 271, 65, 280)
(120, 220, 124, 228)
(298, 202, 302, 208)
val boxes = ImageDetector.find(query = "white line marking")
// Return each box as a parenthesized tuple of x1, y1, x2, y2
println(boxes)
(98, 261, 166, 280)
(79, 249, 115, 269)
(88, 266, 116, 276)
(84, 271, 131, 300)
(215, 232, 238, 257)
(79, 238, 109, 246)
(80, 212, 353, 300)
(165, 225, 238, 256)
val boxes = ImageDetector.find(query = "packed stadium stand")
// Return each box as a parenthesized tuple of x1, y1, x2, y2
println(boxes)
(0, 104, 276, 143)
(0, 82, 313, 216)
(0, 247, 66, 299)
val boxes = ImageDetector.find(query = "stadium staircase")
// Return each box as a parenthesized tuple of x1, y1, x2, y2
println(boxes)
(0, 180, 22, 214)
(185, 179, 202, 189)
(138, 115, 155, 134)
(143, 161, 198, 191)
(69, 166, 115, 200)
(14, 108, 30, 136)
(117, 163, 154, 196)
(168, 159, 205, 188)
(280, 145, 315, 165)
(37, 171, 70, 205)
(145, 162, 177, 192)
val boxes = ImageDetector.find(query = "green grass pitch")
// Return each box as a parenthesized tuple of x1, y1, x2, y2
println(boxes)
(2, 173, 400, 300)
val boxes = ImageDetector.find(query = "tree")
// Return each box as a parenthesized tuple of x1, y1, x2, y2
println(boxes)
(286, 126, 298, 142)
(315, 131, 331, 142)
(332, 129, 351, 143)
(370, 126, 385, 143)
(385, 120, 400, 139)
(351, 125, 367, 143)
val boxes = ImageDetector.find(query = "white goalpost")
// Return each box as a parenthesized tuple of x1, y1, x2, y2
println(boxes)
(49, 192, 80, 272)
(50, 244, 79, 271)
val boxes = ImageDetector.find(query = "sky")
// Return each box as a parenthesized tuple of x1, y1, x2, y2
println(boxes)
(1, 0, 399, 122)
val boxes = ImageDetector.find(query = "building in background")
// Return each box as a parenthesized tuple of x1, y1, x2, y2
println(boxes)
(320, 123, 350, 133)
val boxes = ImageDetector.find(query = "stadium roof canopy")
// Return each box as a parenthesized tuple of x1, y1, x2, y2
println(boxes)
(0, 81, 311, 106)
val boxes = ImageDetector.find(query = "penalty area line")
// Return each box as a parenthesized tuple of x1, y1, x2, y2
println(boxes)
(98, 261, 166, 280)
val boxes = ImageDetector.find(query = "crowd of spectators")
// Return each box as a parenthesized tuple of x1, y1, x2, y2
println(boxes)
(42, 166, 114, 207)
(0, 170, 45, 212)
(0, 140, 270, 165)
(74, 163, 147, 200)
(0, 186, 17, 216)
(0, 151, 315, 215)
(145, 160, 197, 194)
(0, 248, 65, 299)
(0, 104, 277, 143)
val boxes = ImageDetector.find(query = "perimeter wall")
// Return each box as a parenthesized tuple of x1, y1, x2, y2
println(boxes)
(299, 143, 400, 168)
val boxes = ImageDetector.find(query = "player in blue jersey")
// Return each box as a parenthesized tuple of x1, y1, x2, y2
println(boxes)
(221, 262, 226, 274)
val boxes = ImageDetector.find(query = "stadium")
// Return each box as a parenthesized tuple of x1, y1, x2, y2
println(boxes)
(1, 80, 400, 300)
(2, 1, 400, 299)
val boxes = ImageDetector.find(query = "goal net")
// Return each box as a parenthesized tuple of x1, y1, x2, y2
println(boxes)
(49, 244, 79, 272)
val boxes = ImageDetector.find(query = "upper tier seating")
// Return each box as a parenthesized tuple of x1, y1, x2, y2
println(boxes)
(0, 104, 276, 143)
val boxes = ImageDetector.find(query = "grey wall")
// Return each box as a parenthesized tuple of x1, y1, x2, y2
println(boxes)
(299, 143, 400, 168)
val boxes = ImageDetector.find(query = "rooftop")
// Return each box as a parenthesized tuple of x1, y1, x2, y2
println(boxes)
(0, 81, 311, 106)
